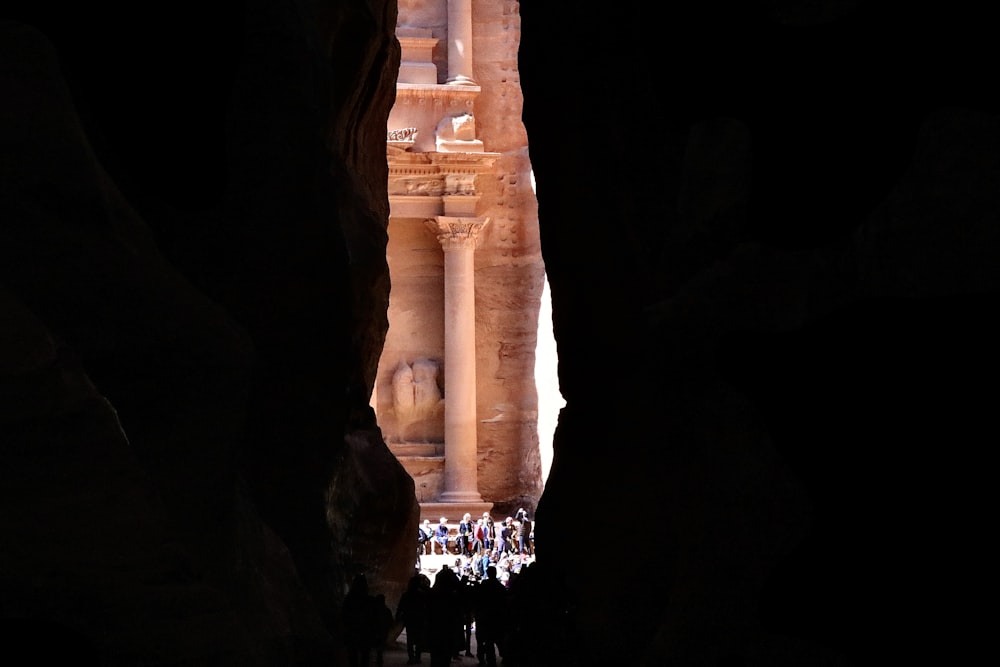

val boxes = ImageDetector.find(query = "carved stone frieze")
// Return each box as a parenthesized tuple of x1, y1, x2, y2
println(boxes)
(388, 151, 499, 201)
(444, 173, 477, 194)
(389, 177, 445, 197)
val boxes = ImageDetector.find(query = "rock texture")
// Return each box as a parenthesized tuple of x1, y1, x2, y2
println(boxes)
(519, 2, 1000, 666)
(2, 1, 410, 664)
(381, 0, 545, 515)
(3, 2, 1000, 667)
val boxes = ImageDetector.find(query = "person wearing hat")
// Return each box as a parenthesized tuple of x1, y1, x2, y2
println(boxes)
(457, 512, 474, 557)
(514, 508, 532, 556)
(419, 519, 434, 556)
(434, 516, 451, 555)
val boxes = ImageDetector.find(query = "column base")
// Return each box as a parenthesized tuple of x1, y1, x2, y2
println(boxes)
(420, 500, 494, 523)
(437, 489, 485, 503)
(445, 75, 478, 86)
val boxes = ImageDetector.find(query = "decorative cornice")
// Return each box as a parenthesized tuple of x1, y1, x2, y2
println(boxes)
(394, 83, 481, 109)
(388, 151, 500, 171)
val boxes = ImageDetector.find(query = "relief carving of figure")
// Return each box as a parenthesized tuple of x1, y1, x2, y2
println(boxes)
(411, 358, 442, 411)
(392, 361, 416, 417)
(392, 358, 443, 423)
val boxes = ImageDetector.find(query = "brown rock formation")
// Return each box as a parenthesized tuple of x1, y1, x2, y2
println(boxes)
(519, 2, 1000, 666)
(3, 1, 999, 666)
(2, 1, 409, 663)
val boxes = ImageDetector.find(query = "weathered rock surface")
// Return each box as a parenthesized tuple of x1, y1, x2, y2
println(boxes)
(520, 2, 1000, 666)
(383, 0, 546, 515)
(2, 2, 410, 664)
(3, 2, 1000, 667)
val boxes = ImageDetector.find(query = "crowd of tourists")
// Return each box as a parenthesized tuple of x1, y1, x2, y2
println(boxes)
(418, 509, 534, 573)
(343, 508, 581, 667)
(395, 509, 577, 667)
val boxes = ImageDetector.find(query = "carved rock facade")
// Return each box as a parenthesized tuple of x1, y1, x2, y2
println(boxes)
(379, 0, 545, 519)
(5, 3, 999, 667)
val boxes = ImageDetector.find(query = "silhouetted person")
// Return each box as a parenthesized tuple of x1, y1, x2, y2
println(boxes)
(503, 560, 580, 666)
(368, 593, 394, 667)
(474, 565, 508, 667)
(343, 573, 371, 667)
(427, 566, 462, 667)
(459, 574, 476, 657)
(396, 573, 430, 665)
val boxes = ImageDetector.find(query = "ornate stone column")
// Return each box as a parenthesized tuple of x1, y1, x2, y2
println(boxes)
(446, 0, 477, 85)
(427, 216, 489, 503)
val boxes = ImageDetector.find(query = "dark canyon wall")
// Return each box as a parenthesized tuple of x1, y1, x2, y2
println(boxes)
(2, 1, 410, 664)
(3, 1, 1000, 667)
(520, 1, 999, 666)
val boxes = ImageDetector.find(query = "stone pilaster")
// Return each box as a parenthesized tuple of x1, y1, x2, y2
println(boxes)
(446, 0, 477, 85)
(426, 216, 489, 503)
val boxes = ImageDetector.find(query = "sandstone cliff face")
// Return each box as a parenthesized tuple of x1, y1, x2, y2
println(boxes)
(3, 2, 1000, 667)
(383, 0, 545, 513)
(519, 2, 1000, 666)
(2, 2, 409, 664)
(461, 4, 543, 494)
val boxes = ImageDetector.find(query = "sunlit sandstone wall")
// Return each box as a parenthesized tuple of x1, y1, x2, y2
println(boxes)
(6, 2, 1000, 666)
(382, 0, 545, 513)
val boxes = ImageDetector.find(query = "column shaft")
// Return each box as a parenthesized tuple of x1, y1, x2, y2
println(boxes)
(446, 0, 476, 85)
(441, 245, 480, 501)
(428, 216, 488, 504)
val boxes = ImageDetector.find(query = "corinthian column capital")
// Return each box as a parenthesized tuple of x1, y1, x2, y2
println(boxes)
(426, 216, 490, 250)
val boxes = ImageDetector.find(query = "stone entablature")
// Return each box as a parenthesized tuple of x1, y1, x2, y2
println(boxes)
(388, 151, 499, 218)
(394, 83, 481, 101)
